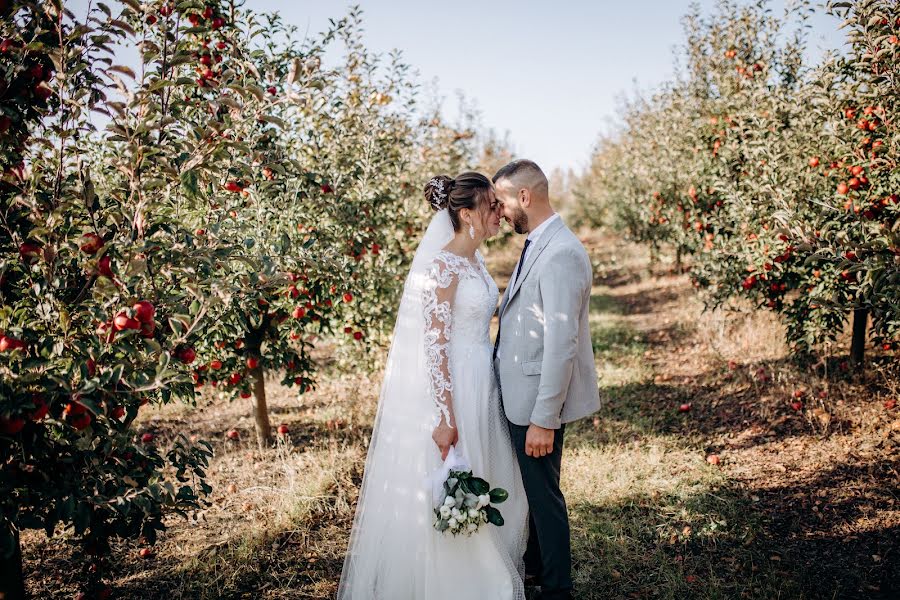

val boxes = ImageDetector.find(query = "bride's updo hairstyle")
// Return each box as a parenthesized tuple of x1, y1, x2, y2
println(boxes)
(424, 172, 493, 233)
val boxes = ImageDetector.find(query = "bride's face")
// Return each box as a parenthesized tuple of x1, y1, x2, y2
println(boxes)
(484, 188, 502, 238)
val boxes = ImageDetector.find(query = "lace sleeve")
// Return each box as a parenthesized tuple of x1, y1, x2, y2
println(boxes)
(422, 253, 464, 427)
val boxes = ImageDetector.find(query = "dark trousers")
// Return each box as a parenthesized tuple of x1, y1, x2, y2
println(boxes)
(508, 421, 572, 599)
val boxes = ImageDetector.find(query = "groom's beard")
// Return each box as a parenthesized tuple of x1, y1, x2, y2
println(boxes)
(511, 208, 529, 235)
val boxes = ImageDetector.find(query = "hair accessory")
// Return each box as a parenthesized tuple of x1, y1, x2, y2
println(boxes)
(428, 177, 449, 205)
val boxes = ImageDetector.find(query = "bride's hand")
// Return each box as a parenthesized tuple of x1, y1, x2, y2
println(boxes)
(432, 421, 458, 460)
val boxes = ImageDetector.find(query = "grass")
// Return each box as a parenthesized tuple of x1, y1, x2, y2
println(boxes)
(21, 231, 900, 599)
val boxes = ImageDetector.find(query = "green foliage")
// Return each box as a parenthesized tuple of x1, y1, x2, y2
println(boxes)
(0, 0, 500, 595)
(575, 0, 900, 358)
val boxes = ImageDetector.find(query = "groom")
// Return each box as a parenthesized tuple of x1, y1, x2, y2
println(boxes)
(492, 160, 600, 600)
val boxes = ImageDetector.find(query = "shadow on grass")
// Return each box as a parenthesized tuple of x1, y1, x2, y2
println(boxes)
(569, 465, 900, 600)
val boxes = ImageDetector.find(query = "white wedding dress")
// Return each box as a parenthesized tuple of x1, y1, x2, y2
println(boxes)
(338, 210, 528, 600)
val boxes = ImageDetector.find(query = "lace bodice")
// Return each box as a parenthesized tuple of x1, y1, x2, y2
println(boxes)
(422, 250, 499, 426)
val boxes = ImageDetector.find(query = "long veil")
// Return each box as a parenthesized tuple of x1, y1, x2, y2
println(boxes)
(337, 209, 455, 598)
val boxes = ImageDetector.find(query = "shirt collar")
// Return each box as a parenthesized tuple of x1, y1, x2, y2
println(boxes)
(526, 213, 560, 245)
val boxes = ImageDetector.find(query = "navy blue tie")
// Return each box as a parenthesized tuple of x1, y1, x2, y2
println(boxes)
(514, 239, 532, 285)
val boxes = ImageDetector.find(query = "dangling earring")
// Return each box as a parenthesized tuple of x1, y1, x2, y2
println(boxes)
(468, 224, 475, 240)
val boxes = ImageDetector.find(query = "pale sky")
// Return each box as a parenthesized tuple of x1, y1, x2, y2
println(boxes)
(70, 0, 846, 175)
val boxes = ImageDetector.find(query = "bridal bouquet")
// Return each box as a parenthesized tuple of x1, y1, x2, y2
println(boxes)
(430, 447, 508, 536)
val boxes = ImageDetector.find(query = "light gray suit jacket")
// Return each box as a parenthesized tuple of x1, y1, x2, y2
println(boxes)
(493, 218, 601, 429)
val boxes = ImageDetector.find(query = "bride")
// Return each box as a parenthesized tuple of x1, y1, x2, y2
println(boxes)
(338, 172, 528, 599)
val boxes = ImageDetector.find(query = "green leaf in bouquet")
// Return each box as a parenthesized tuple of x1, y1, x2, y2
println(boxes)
(485, 505, 505, 527)
(468, 477, 490, 495)
(489, 487, 509, 504)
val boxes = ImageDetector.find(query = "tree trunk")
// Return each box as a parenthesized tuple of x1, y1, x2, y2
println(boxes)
(850, 308, 868, 369)
(250, 365, 271, 449)
(0, 525, 26, 600)
(675, 245, 683, 274)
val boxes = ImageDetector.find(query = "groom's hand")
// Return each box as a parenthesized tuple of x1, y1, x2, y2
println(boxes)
(525, 424, 555, 458)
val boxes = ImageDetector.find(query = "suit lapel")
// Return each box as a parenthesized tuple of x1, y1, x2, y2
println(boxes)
(500, 218, 565, 315)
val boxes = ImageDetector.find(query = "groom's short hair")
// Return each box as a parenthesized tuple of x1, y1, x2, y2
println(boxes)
(492, 159, 549, 198)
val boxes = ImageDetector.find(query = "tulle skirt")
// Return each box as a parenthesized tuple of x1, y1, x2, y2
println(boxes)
(338, 342, 528, 599)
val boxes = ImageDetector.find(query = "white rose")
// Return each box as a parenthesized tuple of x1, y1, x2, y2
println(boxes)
(468, 509, 479, 519)
(448, 517, 458, 528)
(439, 506, 451, 518)
(450, 507, 461, 518)
(477, 494, 490, 508)
(443, 496, 456, 507)
(467, 522, 478, 532)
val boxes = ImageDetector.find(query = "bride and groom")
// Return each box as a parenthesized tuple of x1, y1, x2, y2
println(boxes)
(338, 159, 600, 600)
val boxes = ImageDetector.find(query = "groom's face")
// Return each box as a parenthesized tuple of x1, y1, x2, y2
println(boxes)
(494, 178, 530, 235)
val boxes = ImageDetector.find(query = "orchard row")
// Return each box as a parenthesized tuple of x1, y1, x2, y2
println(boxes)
(574, 0, 900, 365)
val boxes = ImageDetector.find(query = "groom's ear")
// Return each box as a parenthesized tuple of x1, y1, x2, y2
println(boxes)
(519, 187, 531, 208)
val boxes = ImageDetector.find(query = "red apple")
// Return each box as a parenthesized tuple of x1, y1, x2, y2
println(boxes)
(342, 292, 353, 303)
(292, 306, 306, 319)
(224, 180, 241, 192)
(353, 331, 363, 341)
(277, 424, 289, 435)
(140, 320, 156, 338)
(246, 356, 259, 369)
(0, 416, 26, 435)
(791, 401, 803, 411)
(239, 391, 251, 399)
(113, 312, 141, 331)
(226, 429, 239, 440)
(97, 255, 114, 278)
(0, 335, 24, 352)
(70, 413, 92, 431)
(211, 16, 224, 29)
(80, 233, 104, 254)
(33, 82, 52, 100)
(31, 396, 49, 421)
(177, 346, 196, 364)
(808, 157, 819, 168)
(141, 432, 154, 443)
(138, 547, 154, 559)
(209, 360, 222, 370)
(678, 403, 691, 412)
(133, 300, 155, 323)
(18, 242, 41, 263)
